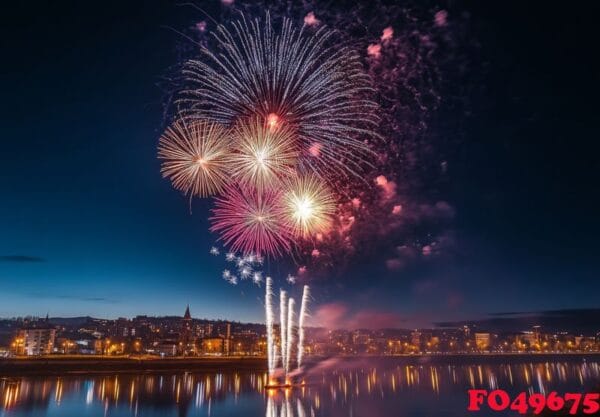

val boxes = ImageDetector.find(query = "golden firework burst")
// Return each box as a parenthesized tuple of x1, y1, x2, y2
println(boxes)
(227, 117, 299, 191)
(157, 119, 231, 197)
(282, 175, 336, 238)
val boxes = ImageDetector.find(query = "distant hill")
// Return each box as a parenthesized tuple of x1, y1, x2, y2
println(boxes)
(48, 316, 94, 326)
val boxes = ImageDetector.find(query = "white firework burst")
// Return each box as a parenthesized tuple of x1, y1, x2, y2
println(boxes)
(178, 13, 379, 180)
(239, 265, 252, 279)
(252, 271, 263, 286)
(222, 269, 238, 285)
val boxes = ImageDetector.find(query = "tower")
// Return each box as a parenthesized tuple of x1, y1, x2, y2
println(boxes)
(180, 305, 194, 355)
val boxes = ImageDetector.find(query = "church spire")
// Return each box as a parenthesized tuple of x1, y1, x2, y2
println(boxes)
(183, 305, 191, 320)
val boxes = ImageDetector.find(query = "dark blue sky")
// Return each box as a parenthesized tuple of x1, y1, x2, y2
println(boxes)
(1, 1, 598, 326)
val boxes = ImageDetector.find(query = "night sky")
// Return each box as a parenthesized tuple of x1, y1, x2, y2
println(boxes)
(1, 1, 598, 327)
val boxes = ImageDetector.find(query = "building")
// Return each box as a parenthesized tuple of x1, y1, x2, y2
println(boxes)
(201, 337, 226, 355)
(179, 305, 196, 355)
(154, 341, 178, 357)
(521, 331, 539, 348)
(200, 323, 232, 355)
(12, 318, 56, 356)
(475, 333, 491, 351)
(410, 331, 422, 351)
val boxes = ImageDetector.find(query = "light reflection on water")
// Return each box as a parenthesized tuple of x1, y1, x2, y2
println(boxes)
(1, 360, 599, 417)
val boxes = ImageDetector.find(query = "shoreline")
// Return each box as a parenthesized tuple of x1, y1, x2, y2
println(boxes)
(2, 352, 600, 377)
(0, 356, 267, 377)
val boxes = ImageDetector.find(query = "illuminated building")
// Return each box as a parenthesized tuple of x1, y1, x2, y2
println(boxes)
(474, 333, 491, 351)
(200, 323, 231, 355)
(57, 338, 77, 354)
(410, 331, 422, 351)
(12, 318, 56, 356)
(521, 331, 538, 347)
(155, 340, 178, 357)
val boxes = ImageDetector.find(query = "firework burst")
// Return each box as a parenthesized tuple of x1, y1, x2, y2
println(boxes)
(252, 271, 263, 285)
(222, 269, 238, 285)
(178, 13, 379, 180)
(209, 185, 292, 257)
(157, 119, 231, 197)
(283, 175, 336, 238)
(228, 117, 298, 191)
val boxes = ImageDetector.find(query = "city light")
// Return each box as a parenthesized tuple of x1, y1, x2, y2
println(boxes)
(4, 312, 599, 358)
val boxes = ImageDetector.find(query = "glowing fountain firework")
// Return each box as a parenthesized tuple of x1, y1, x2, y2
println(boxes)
(279, 290, 288, 378)
(297, 285, 310, 368)
(157, 119, 231, 197)
(286, 297, 295, 376)
(209, 185, 292, 257)
(228, 117, 298, 191)
(265, 277, 277, 377)
(265, 283, 310, 386)
(283, 175, 336, 238)
(179, 13, 379, 180)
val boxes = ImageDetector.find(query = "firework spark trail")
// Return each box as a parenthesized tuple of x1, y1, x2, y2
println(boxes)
(179, 12, 379, 181)
(279, 290, 287, 376)
(286, 297, 295, 375)
(265, 277, 277, 377)
(297, 285, 310, 368)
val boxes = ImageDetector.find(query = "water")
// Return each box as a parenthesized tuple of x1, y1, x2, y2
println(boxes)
(2, 358, 599, 417)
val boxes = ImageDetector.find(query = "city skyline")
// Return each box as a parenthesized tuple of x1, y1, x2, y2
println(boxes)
(2, 307, 600, 336)
(2, 305, 600, 360)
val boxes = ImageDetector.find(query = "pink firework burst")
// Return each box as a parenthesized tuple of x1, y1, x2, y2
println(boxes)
(209, 185, 292, 257)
